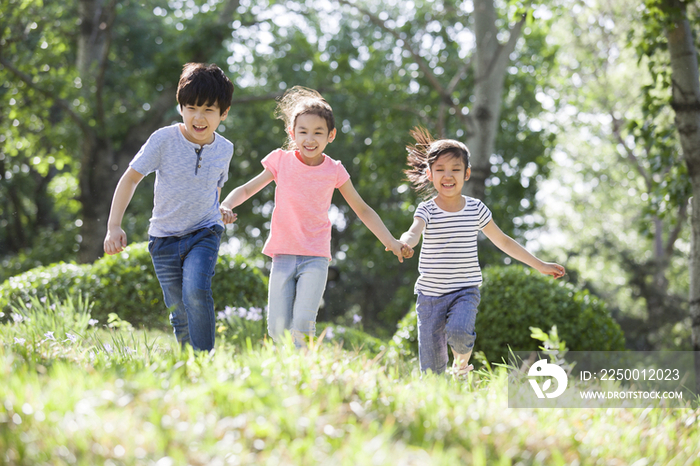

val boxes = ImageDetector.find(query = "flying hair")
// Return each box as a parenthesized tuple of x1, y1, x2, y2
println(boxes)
(275, 86, 335, 150)
(404, 126, 471, 198)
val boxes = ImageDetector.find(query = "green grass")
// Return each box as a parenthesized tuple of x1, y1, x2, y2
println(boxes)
(1, 296, 699, 465)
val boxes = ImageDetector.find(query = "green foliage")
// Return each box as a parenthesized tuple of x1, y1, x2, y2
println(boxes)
(1, 296, 698, 464)
(317, 323, 387, 355)
(0, 242, 267, 329)
(389, 306, 420, 361)
(215, 304, 267, 346)
(390, 265, 626, 365)
(2, 294, 94, 348)
(0, 262, 97, 313)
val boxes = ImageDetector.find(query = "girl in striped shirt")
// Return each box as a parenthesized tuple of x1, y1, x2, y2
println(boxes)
(399, 127, 565, 376)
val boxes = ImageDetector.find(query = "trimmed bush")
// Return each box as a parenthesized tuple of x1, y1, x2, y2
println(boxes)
(1, 242, 268, 329)
(0, 262, 97, 312)
(390, 265, 626, 365)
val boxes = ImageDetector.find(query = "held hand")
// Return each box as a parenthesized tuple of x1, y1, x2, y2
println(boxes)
(385, 239, 405, 263)
(219, 206, 238, 225)
(540, 262, 566, 279)
(400, 242, 414, 259)
(104, 228, 127, 256)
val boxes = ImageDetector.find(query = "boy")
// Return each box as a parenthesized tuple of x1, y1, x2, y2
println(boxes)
(103, 63, 235, 352)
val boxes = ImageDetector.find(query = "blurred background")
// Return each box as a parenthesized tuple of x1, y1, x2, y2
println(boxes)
(0, 0, 695, 347)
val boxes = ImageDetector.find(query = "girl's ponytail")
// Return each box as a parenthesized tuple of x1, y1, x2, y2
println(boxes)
(404, 127, 434, 196)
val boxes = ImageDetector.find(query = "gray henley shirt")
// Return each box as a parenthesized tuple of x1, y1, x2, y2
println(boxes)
(129, 123, 234, 237)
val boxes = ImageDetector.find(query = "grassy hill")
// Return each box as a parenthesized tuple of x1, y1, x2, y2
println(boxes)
(1, 296, 699, 465)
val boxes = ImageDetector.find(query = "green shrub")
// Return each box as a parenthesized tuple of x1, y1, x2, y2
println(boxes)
(390, 265, 626, 365)
(0, 262, 97, 318)
(1, 242, 268, 329)
(389, 309, 419, 360)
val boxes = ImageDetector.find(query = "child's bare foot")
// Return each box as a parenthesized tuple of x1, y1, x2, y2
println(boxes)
(448, 362, 473, 379)
(451, 350, 473, 378)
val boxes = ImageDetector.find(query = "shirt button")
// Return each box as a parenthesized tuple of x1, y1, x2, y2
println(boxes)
(198, 164, 202, 168)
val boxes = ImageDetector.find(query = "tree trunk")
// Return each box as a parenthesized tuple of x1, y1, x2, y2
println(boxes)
(75, 0, 115, 262)
(78, 134, 118, 262)
(663, 0, 700, 393)
(465, 0, 523, 201)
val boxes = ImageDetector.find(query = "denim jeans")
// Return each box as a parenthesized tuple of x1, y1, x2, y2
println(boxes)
(416, 286, 480, 374)
(148, 224, 224, 351)
(267, 254, 329, 347)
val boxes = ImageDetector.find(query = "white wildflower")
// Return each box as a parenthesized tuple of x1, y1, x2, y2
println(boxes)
(246, 307, 263, 321)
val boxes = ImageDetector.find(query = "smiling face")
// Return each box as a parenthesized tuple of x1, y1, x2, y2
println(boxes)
(290, 113, 337, 166)
(427, 152, 471, 199)
(179, 103, 229, 146)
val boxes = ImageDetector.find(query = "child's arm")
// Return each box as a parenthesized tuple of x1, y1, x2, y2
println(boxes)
(482, 219, 565, 278)
(399, 217, 426, 259)
(104, 167, 145, 255)
(338, 179, 406, 263)
(219, 169, 274, 224)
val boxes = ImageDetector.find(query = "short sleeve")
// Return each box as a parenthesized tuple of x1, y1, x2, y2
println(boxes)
(477, 201, 492, 230)
(334, 160, 351, 189)
(218, 170, 229, 188)
(129, 131, 163, 176)
(415, 201, 430, 225)
(217, 143, 233, 188)
(261, 149, 284, 180)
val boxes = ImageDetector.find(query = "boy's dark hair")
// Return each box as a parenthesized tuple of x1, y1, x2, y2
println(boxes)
(275, 86, 335, 149)
(404, 126, 471, 197)
(177, 63, 234, 115)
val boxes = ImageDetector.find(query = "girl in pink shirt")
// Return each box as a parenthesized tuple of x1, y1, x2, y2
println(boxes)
(220, 87, 407, 347)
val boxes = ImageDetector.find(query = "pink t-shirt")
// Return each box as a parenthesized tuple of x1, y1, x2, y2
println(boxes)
(261, 149, 351, 259)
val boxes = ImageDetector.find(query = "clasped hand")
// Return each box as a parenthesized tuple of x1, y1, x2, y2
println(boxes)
(219, 206, 238, 225)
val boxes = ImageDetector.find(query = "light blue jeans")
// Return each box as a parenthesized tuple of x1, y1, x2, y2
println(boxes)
(267, 254, 329, 347)
(416, 286, 480, 374)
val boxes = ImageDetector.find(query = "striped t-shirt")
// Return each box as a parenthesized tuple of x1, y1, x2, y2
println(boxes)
(414, 196, 492, 296)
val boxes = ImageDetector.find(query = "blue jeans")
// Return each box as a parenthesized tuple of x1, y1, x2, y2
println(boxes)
(267, 254, 329, 347)
(148, 225, 223, 351)
(416, 286, 480, 374)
